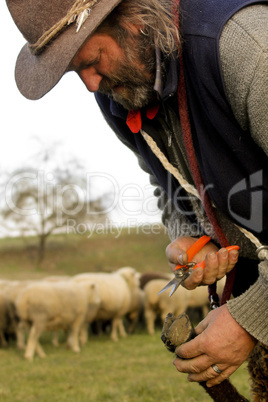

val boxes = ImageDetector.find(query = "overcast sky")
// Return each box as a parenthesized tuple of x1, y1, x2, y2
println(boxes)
(1, 3, 162, 228)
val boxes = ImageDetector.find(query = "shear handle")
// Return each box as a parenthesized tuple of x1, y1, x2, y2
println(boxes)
(175, 235, 211, 272)
(184, 245, 240, 270)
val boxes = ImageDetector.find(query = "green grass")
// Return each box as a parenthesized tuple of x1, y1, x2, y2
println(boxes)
(0, 227, 171, 278)
(0, 331, 250, 402)
(0, 228, 251, 401)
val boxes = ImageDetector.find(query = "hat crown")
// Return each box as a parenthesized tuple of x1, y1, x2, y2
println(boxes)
(7, 0, 75, 44)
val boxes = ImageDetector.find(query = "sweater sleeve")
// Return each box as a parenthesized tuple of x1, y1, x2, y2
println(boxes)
(220, 5, 268, 344)
(219, 4, 268, 156)
(227, 261, 268, 345)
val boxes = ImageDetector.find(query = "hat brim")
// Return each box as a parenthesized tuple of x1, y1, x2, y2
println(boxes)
(15, 0, 122, 100)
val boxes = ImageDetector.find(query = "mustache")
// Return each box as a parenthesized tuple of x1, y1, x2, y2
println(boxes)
(99, 74, 153, 93)
(99, 77, 126, 93)
(99, 63, 155, 93)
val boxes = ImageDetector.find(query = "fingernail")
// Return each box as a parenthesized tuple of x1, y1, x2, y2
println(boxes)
(220, 249, 228, 258)
(178, 253, 184, 265)
(208, 252, 217, 261)
(230, 250, 239, 259)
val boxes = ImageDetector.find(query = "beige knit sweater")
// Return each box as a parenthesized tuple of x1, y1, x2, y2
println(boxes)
(220, 4, 268, 345)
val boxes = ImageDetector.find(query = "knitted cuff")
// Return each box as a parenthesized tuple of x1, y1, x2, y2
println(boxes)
(227, 261, 268, 346)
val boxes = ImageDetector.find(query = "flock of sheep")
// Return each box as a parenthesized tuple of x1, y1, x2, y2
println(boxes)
(0, 268, 225, 361)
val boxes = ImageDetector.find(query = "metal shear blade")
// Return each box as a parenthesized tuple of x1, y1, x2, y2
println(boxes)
(158, 263, 196, 297)
(158, 272, 188, 297)
(158, 276, 182, 297)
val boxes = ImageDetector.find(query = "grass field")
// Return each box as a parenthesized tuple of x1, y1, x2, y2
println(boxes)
(0, 226, 171, 278)
(0, 227, 251, 401)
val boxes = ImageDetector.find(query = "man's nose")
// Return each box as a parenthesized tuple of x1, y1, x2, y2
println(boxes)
(79, 68, 103, 92)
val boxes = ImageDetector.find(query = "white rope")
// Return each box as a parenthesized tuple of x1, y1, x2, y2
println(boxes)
(140, 129, 200, 199)
(140, 129, 268, 260)
(234, 225, 268, 260)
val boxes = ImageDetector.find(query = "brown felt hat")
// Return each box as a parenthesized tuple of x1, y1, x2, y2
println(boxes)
(6, 0, 122, 100)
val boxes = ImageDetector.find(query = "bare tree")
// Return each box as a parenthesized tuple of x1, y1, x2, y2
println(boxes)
(0, 155, 110, 265)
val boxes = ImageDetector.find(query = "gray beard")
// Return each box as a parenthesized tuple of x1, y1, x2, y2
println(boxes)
(105, 84, 156, 110)
(98, 33, 156, 110)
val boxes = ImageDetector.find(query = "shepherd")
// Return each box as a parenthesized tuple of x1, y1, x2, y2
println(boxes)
(6, 0, 268, 398)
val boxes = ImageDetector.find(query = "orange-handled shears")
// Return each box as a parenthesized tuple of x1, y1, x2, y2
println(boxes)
(158, 235, 239, 297)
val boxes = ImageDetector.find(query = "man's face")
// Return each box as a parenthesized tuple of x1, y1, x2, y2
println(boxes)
(71, 32, 155, 110)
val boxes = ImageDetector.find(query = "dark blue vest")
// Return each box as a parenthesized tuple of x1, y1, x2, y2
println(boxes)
(180, 0, 268, 242)
(96, 0, 268, 242)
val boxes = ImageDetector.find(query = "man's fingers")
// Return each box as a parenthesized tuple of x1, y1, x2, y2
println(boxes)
(203, 252, 219, 283)
(165, 238, 239, 288)
(216, 248, 229, 277)
(216, 248, 239, 277)
(227, 249, 239, 272)
(193, 315, 209, 336)
(187, 247, 240, 286)
(165, 243, 188, 267)
(182, 267, 203, 290)
(175, 337, 202, 359)
(173, 354, 214, 374)
(174, 354, 239, 386)
(205, 366, 239, 387)
(187, 365, 237, 384)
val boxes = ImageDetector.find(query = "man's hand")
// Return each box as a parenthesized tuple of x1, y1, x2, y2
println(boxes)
(173, 305, 257, 387)
(166, 236, 239, 289)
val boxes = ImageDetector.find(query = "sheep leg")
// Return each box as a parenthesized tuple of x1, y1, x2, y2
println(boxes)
(52, 331, 59, 347)
(161, 313, 249, 402)
(145, 308, 156, 335)
(35, 341, 46, 358)
(161, 309, 173, 325)
(110, 318, 120, 342)
(16, 320, 28, 350)
(0, 331, 8, 348)
(79, 322, 89, 346)
(117, 318, 127, 338)
(24, 321, 45, 361)
(247, 342, 268, 401)
(66, 317, 83, 353)
(128, 311, 138, 334)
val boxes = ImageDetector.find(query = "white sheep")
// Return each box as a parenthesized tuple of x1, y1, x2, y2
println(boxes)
(126, 287, 145, 333)
(0, 280, 36, 303)
(72, 267, 140, 342)
(15, 280, 100, 360)
(42, 275, 71, 282)
(144, 277, 225, 335)
(0, 279, 37, 348)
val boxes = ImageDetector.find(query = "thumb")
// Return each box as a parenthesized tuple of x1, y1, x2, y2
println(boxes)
(175, 336, 201, 359)
(194, 314, 210, 336)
